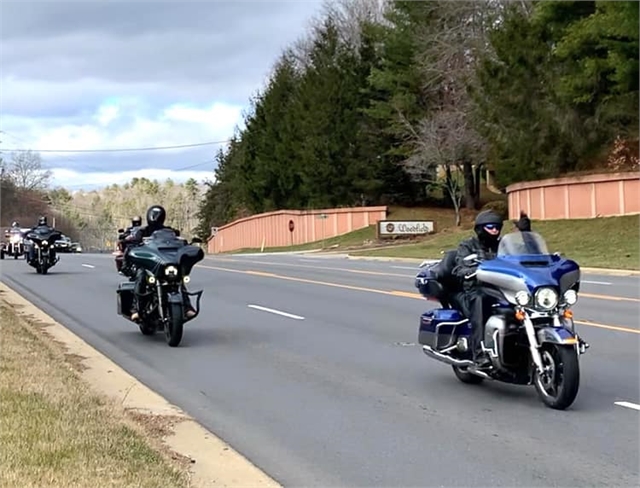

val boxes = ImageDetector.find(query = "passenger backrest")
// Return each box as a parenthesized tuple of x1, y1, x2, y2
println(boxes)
(433, 249, 460, 291)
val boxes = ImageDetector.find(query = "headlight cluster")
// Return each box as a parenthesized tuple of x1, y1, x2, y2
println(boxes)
(563, 289, 578, 305)
(515, 291, 531, 306)
(535, 287, 558, 310)
(164, 265, 179, 277)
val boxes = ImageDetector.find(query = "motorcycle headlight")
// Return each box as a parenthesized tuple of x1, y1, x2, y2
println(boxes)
(42, 241, 48, 246)
(535, 287, 559, 310)
(564, 289, 578, 305)
(164, 265, 178, 277)
(515, 291, 531, 306)
(10, 236, 20, 243)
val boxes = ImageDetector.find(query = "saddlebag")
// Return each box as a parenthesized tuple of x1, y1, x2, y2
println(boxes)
(116, 281, 135, 316)
(418, 308, 471, 351)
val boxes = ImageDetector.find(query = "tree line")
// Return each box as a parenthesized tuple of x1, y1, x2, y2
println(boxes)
(1, 148, 205, 250)
(196, 0, 639, 237)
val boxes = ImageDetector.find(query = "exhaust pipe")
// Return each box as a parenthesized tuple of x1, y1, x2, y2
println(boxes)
(422, 345, 474, 367)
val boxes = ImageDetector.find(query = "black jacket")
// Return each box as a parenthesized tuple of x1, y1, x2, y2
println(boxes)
(452, 236, 498, 292)
(126, 224, 180, 243)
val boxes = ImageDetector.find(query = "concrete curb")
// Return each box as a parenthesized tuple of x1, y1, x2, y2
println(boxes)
(0, 282, 281, 488)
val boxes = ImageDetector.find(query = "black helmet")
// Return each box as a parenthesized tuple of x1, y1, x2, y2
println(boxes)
(38, 216, 48, 226)
(131, 215, 142, 227)
(473, 210, 503, 248)
(146, 205, 166, 227)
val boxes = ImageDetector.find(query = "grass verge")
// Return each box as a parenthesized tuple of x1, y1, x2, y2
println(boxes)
(350, 215, 640, 270)
(0, 304, 190, 488)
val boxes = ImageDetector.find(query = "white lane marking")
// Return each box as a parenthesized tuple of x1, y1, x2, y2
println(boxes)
(582, 280, 612, 285)
(81, 264, 95, 269)
(247, 304, 305, 320)
(614, 401, 640, 411)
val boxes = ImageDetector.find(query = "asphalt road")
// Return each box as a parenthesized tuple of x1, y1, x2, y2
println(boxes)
(2, 252, 639, 487)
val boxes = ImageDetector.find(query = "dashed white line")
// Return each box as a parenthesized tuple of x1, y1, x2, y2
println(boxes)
(247, 304, 305, 320)
(614, 401, 640, 411)
(583, 280, 612, 286)
(81, 264, 95, 269)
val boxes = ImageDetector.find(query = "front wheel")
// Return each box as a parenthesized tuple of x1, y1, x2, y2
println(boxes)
(165, 302, 184, 347)
(534, 344, 580, 410)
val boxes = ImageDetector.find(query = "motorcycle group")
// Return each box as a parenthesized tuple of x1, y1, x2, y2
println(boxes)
(1, 204, 590, 409)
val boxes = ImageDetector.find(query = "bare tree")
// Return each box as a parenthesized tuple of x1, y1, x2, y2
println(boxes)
(320, 0, 388, 46)
(404, 0, 497, 210)
(7, 150, 52, 191)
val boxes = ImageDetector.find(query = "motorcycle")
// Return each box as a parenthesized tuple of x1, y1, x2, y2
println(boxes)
(1, 231, 26, 260)
(414, 231, 589, 410)
(25, 228, 62, 274)
(116, 228, 205, 347)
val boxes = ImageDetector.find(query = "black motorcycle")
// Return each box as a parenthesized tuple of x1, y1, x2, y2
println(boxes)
(116, 228, 205, 347)
(25, 228, 62, 274)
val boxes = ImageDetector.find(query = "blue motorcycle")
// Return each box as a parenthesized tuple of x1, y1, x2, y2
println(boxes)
(415, 231, 589, 410)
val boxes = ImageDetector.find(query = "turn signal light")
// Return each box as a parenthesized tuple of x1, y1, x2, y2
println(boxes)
(515, 310, 525, 321)
(563, 309, 574, 319)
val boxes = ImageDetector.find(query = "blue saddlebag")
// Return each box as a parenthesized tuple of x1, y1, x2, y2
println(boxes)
(418, 308, 471, 350)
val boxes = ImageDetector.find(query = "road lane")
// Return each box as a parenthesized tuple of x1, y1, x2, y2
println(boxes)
(198, 258, 640, 334)
(1, 254, 638, 487)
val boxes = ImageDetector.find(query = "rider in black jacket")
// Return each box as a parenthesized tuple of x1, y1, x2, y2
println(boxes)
(125, 205, 195, 321)
(451, 210, 504, 368)
(26, 216, 57, 263)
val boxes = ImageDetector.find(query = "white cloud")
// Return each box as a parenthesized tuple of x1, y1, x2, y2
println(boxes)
(0, 0, 324, 190)
(13, 99, 243, 153)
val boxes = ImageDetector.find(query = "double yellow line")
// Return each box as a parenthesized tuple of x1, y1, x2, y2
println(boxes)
(200, 264, 640, 335)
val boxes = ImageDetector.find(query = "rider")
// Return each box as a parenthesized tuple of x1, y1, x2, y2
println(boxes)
(26, 216, 57, 263)
(452, 210, 504, 368)
(116, 216, 143, 276)
(125, 205, 196, 321)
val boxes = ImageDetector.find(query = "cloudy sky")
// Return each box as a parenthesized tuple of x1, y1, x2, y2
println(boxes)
(0, 0, 324, 190)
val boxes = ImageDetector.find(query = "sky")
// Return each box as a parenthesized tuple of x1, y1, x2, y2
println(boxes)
(0, 0, 325, 191)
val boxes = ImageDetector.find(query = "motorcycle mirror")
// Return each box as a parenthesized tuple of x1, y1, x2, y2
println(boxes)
(463, 253, 478, 262)
(117, 228, 125, 234)
(553, 251, 562, 257)
(191, 237, 203, 244)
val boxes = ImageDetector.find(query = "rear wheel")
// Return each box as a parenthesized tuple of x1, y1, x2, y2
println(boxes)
(534, 344, 580, 410)
(452, 365, 484, 384)
(165, 302, 184, 347)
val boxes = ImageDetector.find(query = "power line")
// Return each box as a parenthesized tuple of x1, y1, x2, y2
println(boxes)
(0, 137, 231, 153)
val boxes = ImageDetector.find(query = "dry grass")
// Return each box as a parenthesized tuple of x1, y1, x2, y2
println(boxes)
(0, 304, 190, 488)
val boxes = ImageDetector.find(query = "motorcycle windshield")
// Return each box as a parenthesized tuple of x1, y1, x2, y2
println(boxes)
(497, 231, 550, 257)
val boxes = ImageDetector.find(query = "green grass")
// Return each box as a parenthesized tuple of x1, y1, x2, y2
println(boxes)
(229, 205, 639, 269)
(352, 215, 640, 270)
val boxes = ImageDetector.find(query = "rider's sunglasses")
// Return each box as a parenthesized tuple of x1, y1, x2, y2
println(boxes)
(484, 224, 502, 231)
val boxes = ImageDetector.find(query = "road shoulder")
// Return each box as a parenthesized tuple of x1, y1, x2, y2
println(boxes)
(0, 282, 281, 488)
